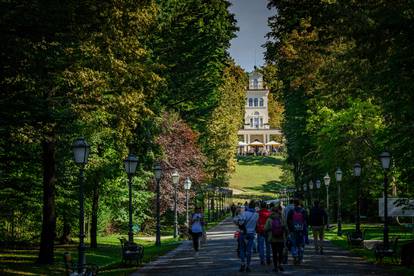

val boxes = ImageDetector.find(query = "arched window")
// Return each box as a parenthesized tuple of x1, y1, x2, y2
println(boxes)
(254, 98, 258, 107)
(253, 79, 259, 89)
(249, 98, 253, 106)
(259, 98, 264, 107)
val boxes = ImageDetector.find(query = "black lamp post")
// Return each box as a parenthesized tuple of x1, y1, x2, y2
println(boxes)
(354, 162, 362, 235)
(316, 179, 321, 200)
(379, 151, 391, 249)
(72, 138, 90, 273)
(124, 154, 138, 243)
(309, 180, 314, 205)
(303, 183, 308, 207)
(171, 170, 180, 238)
(184, 177, 192, 227)
(154, 162, 162, 246)
(335, 168, 343, 236)
(324, 173, 331, 227)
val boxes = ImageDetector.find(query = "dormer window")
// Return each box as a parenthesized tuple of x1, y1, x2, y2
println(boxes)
(253, 79, 259, 89)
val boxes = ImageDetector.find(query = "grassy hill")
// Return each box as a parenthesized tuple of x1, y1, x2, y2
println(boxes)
(229, 155, 285, 198)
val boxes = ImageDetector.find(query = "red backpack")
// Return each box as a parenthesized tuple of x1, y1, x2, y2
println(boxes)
(256, 210, 270, 234)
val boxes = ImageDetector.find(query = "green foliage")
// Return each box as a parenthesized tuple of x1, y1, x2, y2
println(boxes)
(203, 63, 247, 186)
(265, 0, 414, 222)
(0, 0, 240, 267)
(154, 0, 238, 130)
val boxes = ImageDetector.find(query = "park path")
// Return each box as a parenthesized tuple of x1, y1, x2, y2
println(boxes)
(133, 218, 395, 276)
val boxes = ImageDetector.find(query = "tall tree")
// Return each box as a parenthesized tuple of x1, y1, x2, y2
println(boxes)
(202, 62, 246, 186)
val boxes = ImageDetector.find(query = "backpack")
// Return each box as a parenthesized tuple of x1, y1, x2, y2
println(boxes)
(256, 210, 270, 234)
(292, 209, 305, 231)
(271, 217, 283, 237)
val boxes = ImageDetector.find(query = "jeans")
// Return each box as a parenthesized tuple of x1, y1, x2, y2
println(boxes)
(290, 231, 304, 261)
(257, 233, 271, 263)
(240, 233, 255, 266)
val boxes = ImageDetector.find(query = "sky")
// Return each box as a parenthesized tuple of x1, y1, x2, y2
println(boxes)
(228, 0, 274, 72)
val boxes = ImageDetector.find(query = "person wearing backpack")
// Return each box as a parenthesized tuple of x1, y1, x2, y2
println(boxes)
(309, 200, 328, 254)
(287, 199, 308, 265)
(233, 200, 259, 272)
(256, 201, 271, 265)
(190, 207, 204, 255)
(264, 206, 286, 272)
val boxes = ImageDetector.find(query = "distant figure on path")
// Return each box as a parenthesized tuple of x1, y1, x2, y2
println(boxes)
(231, 203, 236, 217)
(287, 199, 308, 265)
(190, 207, 204, 255)
(256, 201, 271, 265)
(265, 206, 286, 272)
(234, 200, 259, 272)
(309, 200, 328, 254)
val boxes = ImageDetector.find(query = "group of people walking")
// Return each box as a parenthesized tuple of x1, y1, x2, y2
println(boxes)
(232, 198, 328, 273)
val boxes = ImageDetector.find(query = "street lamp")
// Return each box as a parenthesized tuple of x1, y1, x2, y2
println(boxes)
(354, 162, 362, 235)
(206, 185, 213, 222)
(72, 138, 90, 273)
(309, 180, 314, 204)
(303, 183, 307, 207)
(124, 154, 138, 243)
(324, 173, 331, 227)
(379, 151, 391, 249)
(335, 168, 343, 236)
(316, 179, 321, 200)
(154, 162, 162, 246)
(171, 170, 180, 238)
(184, 177, 192, 227)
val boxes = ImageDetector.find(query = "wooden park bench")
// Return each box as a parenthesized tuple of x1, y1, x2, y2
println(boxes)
(118, 238, 144, 265)
(63, 252, 99, 276)
(373, 236, 400, 264)
(346, 230, 366, 248)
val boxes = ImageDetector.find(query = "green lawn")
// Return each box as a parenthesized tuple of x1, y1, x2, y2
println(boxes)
(230, 155, 284, 197)
(0, 236, 180, 275)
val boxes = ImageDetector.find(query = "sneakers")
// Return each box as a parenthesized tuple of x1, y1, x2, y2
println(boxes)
(266, 260, 272, 265)
(239, 264, 246, 272)
(260, 260, 265, 265)
(278, 265, 284, 272)
(272, 267, 279, 272)
(245, 267, 251, 272)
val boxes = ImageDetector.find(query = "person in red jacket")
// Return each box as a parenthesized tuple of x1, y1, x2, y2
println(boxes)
(256, 201, 272, 265)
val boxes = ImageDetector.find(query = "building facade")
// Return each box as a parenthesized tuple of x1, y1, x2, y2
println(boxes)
(237, 71, 282, 153)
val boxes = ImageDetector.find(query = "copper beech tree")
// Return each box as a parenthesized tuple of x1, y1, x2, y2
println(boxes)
(155, 113, 206, 215)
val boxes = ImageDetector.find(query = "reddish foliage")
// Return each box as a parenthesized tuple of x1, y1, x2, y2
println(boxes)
(155, 113, 206, 214)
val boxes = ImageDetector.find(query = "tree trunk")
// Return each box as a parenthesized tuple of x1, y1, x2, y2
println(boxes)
(90, 182, 99, 248)
(37, 140, 57, 264)
(60, 216, 71, 244)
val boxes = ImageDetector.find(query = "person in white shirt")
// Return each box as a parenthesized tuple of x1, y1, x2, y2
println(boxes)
(233, 200, 259, 272)
(190, 207, 204, 253)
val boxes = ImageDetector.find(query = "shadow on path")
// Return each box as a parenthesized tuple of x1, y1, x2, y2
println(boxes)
(133, 218, 396, 275)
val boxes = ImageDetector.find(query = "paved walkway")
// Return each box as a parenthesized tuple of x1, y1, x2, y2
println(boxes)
(133, 218, 395, 276)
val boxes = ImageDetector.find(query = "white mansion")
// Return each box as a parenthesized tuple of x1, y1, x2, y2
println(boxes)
(237, 71, 282, 154)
